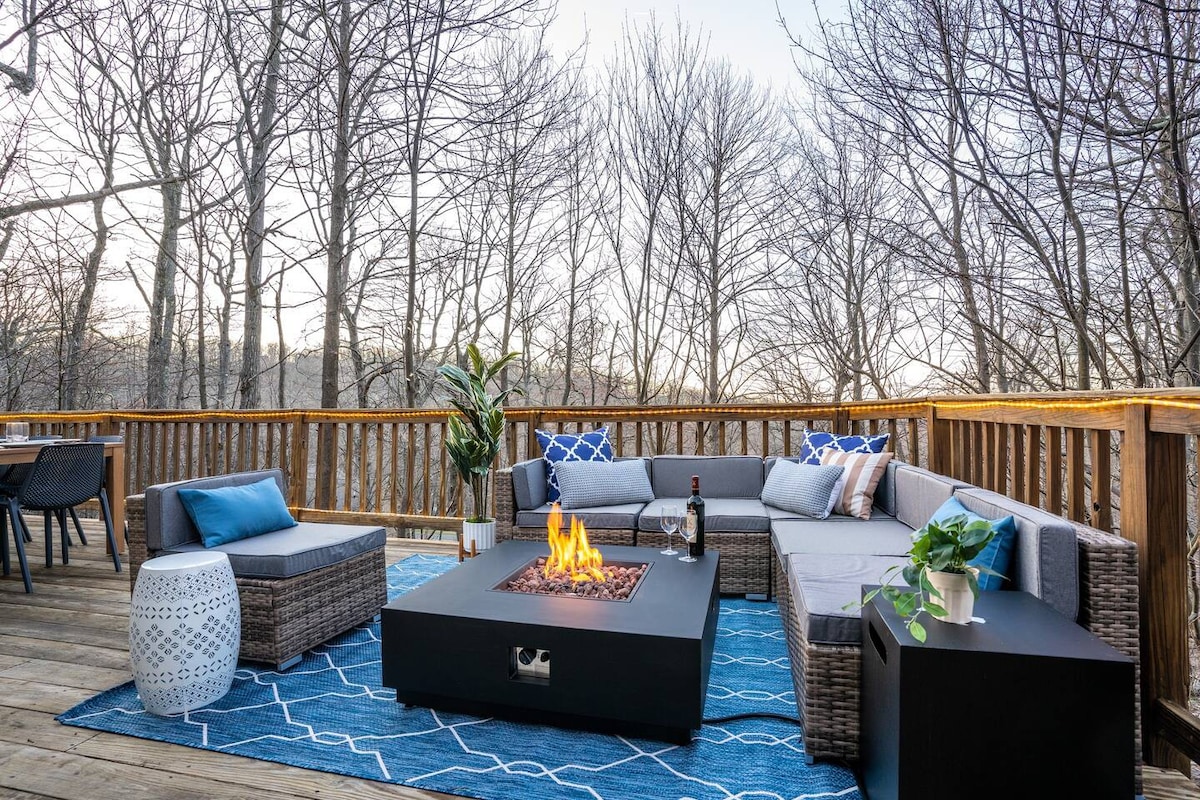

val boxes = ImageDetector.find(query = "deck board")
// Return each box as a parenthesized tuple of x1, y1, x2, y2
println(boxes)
(0, 521, 1192, 799)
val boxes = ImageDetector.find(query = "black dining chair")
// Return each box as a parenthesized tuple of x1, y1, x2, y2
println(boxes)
(2, 443, 121, 590)
(0, 435, 87, 546)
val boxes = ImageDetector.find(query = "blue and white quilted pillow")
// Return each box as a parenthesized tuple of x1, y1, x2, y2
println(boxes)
(535, 426, 614, 503)
(797, 429, 889, 465)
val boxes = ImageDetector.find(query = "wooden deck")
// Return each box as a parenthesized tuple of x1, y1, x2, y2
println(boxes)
(0, 521, 1194, 800)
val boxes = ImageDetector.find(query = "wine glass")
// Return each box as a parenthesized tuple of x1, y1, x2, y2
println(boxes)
(678, 512, 698, 563)
(659, 505, 680, 555)
(5, 422, 28, 443)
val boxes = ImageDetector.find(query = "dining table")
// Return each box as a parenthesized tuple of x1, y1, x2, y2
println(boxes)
(0, 439, 126, 554)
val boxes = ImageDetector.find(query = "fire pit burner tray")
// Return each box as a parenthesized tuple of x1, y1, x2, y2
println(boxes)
(381, 540, 720, 743)
(491, 558, 651, 602)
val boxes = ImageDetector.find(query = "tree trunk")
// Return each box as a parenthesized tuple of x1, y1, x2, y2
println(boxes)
(235, 0, 285, 410)
(275, 283, 287, 408)
(404, 165, 419, 407)
(145, 180, 182, 408)
(317, 0, 352, 507)
(63, 187, 109, 409)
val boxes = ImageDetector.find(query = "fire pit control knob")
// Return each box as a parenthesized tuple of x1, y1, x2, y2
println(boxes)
(511, 647, 552, 681)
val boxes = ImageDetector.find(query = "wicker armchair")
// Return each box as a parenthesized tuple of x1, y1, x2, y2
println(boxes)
(126, 476, 387, 671)
(774, 523, 1142, 793)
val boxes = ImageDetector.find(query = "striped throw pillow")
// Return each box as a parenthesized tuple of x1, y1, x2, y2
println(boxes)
(818, 448, 893, 520)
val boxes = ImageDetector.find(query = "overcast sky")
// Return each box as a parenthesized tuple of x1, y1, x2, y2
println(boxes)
(545, 0, 824, 92)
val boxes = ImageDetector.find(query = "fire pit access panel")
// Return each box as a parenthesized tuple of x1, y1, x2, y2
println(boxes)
(380, 541, 720, 743)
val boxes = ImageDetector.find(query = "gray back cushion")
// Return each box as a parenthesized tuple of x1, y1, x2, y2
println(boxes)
(555, 459, 655, 510)
(511, 459, 547, 511)
(954, 487, 1079, 621)
(893, 464, 971, 530)
(760, 460, 844, 518)
(145, 469, 287, 551)
(874, 461, 899, 517)
(651, 455, 764, 498)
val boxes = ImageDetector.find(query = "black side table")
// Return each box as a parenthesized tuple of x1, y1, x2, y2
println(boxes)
(860, 590, 1134, 800)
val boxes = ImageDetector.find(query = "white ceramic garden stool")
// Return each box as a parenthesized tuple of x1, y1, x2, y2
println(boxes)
(129, 551, 241, 715)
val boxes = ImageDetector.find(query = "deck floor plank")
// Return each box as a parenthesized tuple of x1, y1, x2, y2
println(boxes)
(0, 520, 1192, 799)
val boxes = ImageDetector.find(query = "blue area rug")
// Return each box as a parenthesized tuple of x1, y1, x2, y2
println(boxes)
(59, 555, 861, 800)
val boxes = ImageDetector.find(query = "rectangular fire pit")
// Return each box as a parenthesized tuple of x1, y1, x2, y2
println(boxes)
(381, 540, 720, 743)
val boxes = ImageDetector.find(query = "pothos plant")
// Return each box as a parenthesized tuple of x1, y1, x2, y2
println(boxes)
(860, 514, 1000, 643)
(437, 344, 522, 524)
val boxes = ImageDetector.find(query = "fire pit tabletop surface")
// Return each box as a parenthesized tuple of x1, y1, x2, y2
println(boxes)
(386, 540, 717, 637)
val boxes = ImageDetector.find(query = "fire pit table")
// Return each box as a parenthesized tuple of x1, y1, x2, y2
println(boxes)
(381, 540, 720, 743)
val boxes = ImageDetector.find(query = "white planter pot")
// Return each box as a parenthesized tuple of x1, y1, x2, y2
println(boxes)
(925, 569, 975, 625)
(463, 520, 496, 552)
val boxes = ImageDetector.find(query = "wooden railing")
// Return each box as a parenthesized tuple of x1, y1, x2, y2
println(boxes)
(6, 389, 1200, 772)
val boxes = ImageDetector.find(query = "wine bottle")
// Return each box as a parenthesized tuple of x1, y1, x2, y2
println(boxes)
(686, 475, 705, 557)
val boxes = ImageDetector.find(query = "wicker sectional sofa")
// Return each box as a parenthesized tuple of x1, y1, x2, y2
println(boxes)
(496, 453, 1140, 787)
(126, 469, 388, 671)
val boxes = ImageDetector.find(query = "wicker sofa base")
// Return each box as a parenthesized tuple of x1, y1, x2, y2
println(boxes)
(237, 546, 387, 668)
(126, 494, 388, 670)
(640, 530, 770, 595)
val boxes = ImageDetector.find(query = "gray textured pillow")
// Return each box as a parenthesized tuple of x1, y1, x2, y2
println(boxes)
(760, 460, 845, 519)
(555, 459, 654, 510)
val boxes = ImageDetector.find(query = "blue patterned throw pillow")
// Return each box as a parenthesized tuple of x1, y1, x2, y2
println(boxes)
(797, 428, 889, 465)
(535, 426, 614, 503)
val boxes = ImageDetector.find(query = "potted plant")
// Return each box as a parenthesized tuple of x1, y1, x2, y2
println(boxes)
(437, 344, 521, 552)
(862, 514, 1000, 642)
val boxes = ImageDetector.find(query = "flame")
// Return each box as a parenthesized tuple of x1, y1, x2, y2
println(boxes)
(545, 503, 606, 583)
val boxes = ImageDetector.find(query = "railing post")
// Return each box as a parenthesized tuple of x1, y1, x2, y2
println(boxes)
(290, 414, 310, 510)
(832, 408, 850, 436)
(925, 403, 950, 476)
(1122, 402, 1189, 771)
(315, 421, 336, 510)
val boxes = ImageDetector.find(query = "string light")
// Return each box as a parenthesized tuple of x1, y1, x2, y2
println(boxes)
(3, 393, 1200, 426)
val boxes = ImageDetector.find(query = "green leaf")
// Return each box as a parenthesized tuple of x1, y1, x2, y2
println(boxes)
(924, 601, 949, 617)
(893, 591, 917, 617)
(436, 344, 521, 488)
(908, 620, 927, 643)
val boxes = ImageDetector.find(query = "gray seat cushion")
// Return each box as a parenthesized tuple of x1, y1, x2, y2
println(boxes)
(772, 517, 914, 557)
(145, 469, 287, 550)
(164, 522, 386, 579)
(650, 455, 764, 498)
(954, 487, 1079, 621)
(516, 502, 646, 530)
(788, 553, 908, 644)
(639, 497, 770, 532)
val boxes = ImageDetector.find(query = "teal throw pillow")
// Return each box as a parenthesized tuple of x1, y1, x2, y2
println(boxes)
(178, 477, 298, 548)
(925, 496, 1016, 591)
